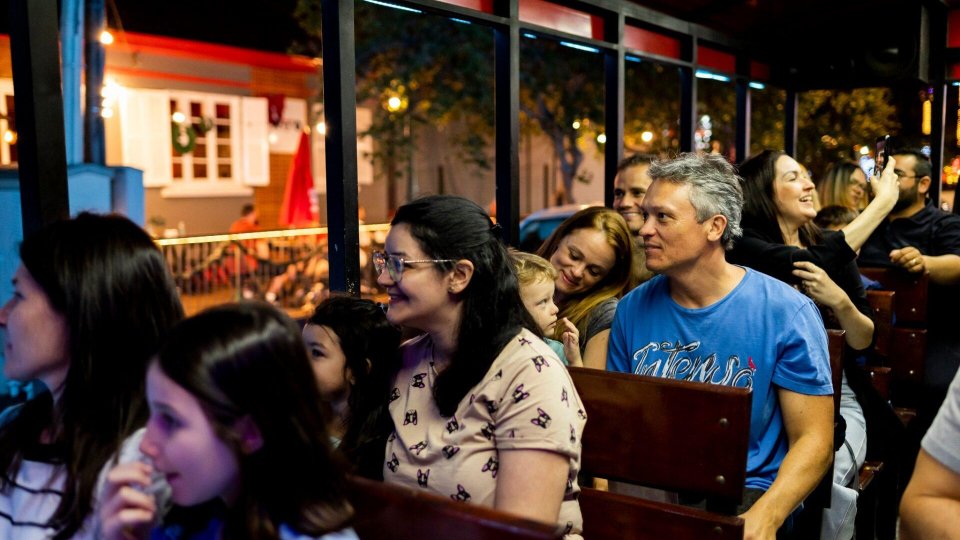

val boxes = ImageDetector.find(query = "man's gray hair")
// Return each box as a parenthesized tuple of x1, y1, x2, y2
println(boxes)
(647, 153, 743, 250)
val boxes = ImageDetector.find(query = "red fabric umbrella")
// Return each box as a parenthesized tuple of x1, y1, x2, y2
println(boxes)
(279, 131, 317, 227)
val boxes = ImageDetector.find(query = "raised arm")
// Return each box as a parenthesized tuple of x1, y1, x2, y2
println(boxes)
(838, 156, 899, 251)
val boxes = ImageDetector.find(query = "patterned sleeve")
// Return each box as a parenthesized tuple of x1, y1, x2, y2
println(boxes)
(772, 300, 834, 396)
(492, 339, 582, 460)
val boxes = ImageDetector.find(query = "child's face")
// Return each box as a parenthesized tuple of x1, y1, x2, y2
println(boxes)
(140, 362, 241, 507)
(520, 277, 560, 334)
(302, 323, 352, 405)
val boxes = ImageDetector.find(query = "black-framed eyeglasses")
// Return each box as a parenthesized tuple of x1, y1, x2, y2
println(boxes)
(373, 251, 455, 283)
(894, 170, 918, 181)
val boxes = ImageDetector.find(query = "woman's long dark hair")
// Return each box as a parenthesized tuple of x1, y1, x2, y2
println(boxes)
(0, 212, 184, 539)
(738, 149, 823, 247)
(157, 303, 352, 538)
(307, 296, 400, 478)
(392, 195, 538, 416)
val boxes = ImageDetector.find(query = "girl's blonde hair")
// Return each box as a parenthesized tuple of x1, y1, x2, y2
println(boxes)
(510, 249, 558, 287)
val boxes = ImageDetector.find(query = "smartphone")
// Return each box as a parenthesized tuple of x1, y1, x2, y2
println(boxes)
(874, 135, 891, 179)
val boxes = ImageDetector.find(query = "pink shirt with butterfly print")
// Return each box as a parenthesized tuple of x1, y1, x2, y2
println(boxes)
(384, 328, 586, 538)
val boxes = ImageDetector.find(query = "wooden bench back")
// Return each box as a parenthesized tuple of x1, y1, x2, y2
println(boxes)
(866, 290, 895, 357)
(860, 267, 928, 325)
(579, 487, 744, 540)
(346, 476, 564, 540)
(568, 367, 751, 505)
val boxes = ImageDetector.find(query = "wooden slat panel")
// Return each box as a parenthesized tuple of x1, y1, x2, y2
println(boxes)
(579, 487, 744, 540)
(347, 476, 564, 540)
(568, 367, 751, 504)
(866, 290, 895, 357)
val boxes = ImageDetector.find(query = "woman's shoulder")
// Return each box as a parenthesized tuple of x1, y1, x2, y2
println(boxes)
(490, 329, 573, 383)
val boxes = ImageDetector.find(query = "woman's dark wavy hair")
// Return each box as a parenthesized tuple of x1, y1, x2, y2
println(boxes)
(307, 295, 400, 477)
(0, 212, 184, 539)
(156, 303, 352, 539)
(391, 195, 538, 416)
(738, 149, 823, 247)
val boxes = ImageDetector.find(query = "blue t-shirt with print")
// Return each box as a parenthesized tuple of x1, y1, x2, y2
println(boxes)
(607, 268, 833, 491)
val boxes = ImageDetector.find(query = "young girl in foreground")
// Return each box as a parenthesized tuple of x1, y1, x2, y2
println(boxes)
(510, 250, 582, 367)
(100, 303, 356, 540)
(304, 295, 401, 478)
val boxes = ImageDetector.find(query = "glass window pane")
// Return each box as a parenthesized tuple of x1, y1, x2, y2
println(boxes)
(797, 88, 899, 181)
(520, 37, 605, 208)
(625, 59, 681, 157)
(355, 3, 495, 222)
(749, 85, 785, 157)
(218, 164, 232, 178)
(215, 103, 230, 119)
(941, 84, 959, 212)
(193, 163, 207, 178)
(3, 95, 17, 163)
(697, 77, 736, 162)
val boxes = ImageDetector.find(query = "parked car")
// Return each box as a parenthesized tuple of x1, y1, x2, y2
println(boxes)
(517, 203, 601, 252)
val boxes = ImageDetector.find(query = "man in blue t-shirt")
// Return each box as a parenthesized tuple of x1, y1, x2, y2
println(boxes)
(607, 153, 834, 539)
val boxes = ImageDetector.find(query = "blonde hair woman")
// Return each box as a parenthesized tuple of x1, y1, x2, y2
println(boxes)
(537, 207, 636, 369)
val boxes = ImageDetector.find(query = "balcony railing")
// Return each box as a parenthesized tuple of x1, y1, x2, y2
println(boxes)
(156, 224, 390, 318)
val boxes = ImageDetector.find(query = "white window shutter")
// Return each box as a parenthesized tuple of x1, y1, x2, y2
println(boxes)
(240, 97, 269, 186)
(119, 88, 171, 187)
(357, 107, 374, 186)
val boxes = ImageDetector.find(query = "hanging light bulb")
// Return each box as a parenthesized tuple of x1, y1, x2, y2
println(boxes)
(99, 30, 115, 45)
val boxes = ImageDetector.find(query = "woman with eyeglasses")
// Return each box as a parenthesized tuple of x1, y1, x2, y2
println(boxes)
(373, 195, 586, 538)
(818, 160, 871, 211)
(729, 150, 901, 540)
(535, 207, 637, 370)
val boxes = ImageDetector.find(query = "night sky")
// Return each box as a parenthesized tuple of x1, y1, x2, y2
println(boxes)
(0, 0, 310, 54)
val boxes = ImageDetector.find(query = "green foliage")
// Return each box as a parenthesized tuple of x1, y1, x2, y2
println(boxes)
(519, 38, 605, 202)
(797, 88, 899, 177)
(295, 0, 495, 180)
(624, 61, 681, 155)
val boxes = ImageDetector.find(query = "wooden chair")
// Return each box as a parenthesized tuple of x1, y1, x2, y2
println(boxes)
(860, 268, 929, 408)
(345, 475, 564, 540)
(865, 289, 895, 358)
(568, 367, 750, 539)
(860, 268, 928, 326)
